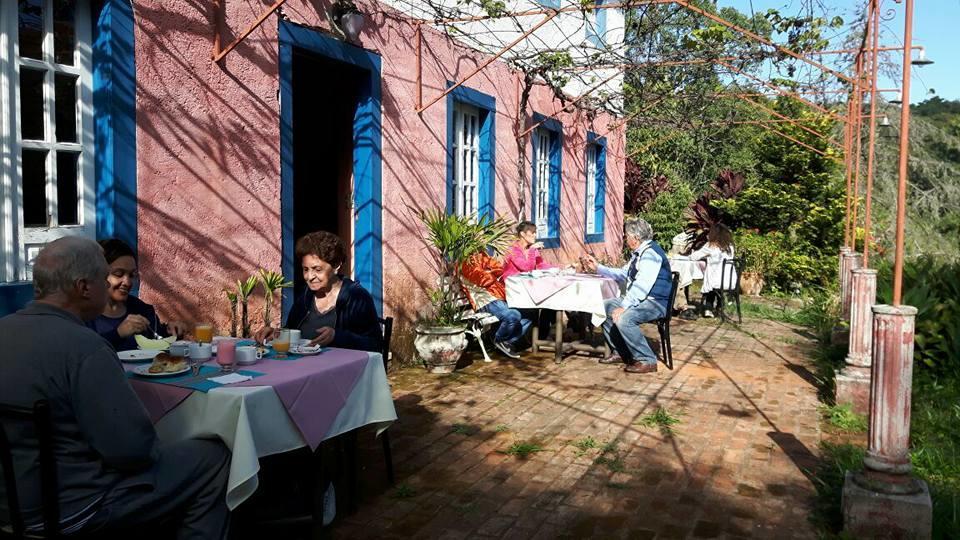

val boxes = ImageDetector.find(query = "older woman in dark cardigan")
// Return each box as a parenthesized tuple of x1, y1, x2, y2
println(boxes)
(254, 231, 382, 353)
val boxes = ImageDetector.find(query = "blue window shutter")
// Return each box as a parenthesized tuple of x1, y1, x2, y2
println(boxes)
(595, 142, 606, 235)
(548, 131, 561, 238)
(596, 0, 607, 44)
(530, 133, 539, 223)
(479, 109, 495, 220)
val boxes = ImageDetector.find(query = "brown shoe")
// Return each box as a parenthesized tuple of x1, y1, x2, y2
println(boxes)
(598, 354, 623, 365)
(624, 362, 657, 374)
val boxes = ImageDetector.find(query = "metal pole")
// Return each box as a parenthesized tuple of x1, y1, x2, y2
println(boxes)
(892, 0, 914, 305)
(844, 94, 854, 248)
(850, 52, 865, 248)
(863, 0, 881, 267)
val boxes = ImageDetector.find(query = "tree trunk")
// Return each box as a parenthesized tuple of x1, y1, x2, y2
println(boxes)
(229, 300, 238, 337)
(241, 300, 250, 338)
(515, 75, 534, 221)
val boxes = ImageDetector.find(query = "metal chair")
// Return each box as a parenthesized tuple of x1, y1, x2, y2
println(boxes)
(0, 400, 59, 539)
(376, 317, 395, 485)
(718, 258, 743, 324)
(647, 272, 680, 370)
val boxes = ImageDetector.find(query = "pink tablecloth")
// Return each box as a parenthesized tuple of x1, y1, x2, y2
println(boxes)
(128, 348, 369, 449)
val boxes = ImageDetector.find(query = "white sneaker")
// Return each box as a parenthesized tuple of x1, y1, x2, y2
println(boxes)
(703, 310, 715, 318)
(322, 482, 336, 526)
(494, 341, 520, 359)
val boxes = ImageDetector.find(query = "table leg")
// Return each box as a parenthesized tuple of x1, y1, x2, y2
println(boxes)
(554, 310, 564, 364)
(531, 316, 540, 354)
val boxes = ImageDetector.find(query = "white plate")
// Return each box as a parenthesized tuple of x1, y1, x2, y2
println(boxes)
(290, 345, 322, 355)
(118, 349, 162, 363)
(131, 364, 190, 377)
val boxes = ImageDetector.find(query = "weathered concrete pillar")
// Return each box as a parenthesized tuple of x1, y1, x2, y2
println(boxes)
(842, 305, 931, 539)
(834, 268, 877, 415)
(840, 252, 863, 321)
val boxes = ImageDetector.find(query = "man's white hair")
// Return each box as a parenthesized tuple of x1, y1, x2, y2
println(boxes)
(624, 218, 654, 242)
(33, 236, 107, 298)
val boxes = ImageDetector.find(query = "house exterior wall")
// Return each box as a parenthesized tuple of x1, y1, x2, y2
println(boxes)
(132, 0, 624, 357)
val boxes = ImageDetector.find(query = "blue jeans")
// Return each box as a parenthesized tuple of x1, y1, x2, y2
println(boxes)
(481, 300, 532, 346)
(602, 297, 666, 365)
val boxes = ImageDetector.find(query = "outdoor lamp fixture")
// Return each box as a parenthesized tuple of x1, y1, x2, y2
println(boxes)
(911, 47, 934, 66)
(890, 91, 903, 105)
(878, 114, 892, 129)
(330, 0, 364, 42)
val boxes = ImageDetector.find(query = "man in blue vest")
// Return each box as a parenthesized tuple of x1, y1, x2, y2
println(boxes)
(582, 218, 673, 373)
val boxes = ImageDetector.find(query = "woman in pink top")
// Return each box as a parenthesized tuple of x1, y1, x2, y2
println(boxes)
(502, 221, 556, 279)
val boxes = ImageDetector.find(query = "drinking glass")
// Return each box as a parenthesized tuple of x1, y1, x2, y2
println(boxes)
(195, 323, 213, 344)
(216, 340, 236, 372)
(273, 329, 291, 359)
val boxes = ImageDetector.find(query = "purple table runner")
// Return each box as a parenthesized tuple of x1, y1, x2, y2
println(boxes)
(127, 348, 371, 449)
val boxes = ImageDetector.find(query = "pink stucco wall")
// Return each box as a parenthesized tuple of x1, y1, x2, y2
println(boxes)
(133, 0, 624, 355)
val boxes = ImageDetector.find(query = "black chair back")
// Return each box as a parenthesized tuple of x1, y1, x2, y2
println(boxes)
(721, 258, 743, 292)
(666, 272, 680, 322)
(378, 317, 393, 372)
(0, 400, 59, 539)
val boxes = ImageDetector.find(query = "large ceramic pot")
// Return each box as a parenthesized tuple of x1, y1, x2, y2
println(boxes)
(740, 272, 765, 296)
(415, 325, 468, 374)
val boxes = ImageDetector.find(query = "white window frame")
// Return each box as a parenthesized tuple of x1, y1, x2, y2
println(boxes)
(0, 0, 95, 282)
(452, 102, 480, 218)
(533, 129, 550, 238)
(585, 144, 598, 234)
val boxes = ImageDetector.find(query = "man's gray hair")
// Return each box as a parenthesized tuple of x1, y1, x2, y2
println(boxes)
(624, 218, 654, 242)
(33, 236, 107, 298)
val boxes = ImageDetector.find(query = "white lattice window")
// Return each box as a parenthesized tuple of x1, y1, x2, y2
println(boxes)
(1, 0, 95, 282)
(533, 129, 550, 238)
(452, 102, 480, 218)
(585, 144, 598, 234)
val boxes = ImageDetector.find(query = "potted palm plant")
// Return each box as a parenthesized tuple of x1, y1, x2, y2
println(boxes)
(258, 269, 293, 329)
(414, 208, 511, 373)
(236, 275, 259, 338)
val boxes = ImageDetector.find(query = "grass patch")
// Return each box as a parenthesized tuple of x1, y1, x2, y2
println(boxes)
(594, 455, 626, 473)
(493, 423, 510, 433)
(820, 403, 868, 433)
(606, 481, 628, 490)
(451, 423, 477, 436)
(501, 441, 544, 459)
(572, 436, 600, 456)
(390, 483, 417, 499)
(636, 406, 683, 436)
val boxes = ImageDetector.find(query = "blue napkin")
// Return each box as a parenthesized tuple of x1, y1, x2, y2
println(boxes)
(128, 365, 265, 392)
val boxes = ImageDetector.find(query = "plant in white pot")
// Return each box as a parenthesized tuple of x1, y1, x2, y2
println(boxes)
(413, 208, 511, 373)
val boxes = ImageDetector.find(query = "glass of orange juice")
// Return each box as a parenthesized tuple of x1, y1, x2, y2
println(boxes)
(195, 323, 213, 344)
(273, 329, 291, 359)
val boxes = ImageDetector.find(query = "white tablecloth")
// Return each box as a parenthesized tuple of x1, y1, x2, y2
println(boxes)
(505, 274, 621, 325)
(669, 256, 705, 288)
(152, 353, 397, 510)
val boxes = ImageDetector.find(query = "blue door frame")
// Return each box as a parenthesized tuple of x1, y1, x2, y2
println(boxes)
(278, 21, 383, 318)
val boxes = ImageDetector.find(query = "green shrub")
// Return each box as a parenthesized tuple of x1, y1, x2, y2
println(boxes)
(639, 181, 696, 247)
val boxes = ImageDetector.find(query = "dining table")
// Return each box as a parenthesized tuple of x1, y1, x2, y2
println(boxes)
(124, 346, 397, 511)
(505, 272, 621, 363)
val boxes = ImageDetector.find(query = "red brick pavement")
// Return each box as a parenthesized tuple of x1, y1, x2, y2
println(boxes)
(333, 318, 824, 539)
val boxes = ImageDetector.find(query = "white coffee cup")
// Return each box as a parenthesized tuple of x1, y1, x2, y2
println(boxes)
(235, 346, 263, 365)
(188, 342, 213, 361)
(170, 340, 192, 357)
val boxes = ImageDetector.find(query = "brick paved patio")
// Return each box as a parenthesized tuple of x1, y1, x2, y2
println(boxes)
(334, 317, 825, 539)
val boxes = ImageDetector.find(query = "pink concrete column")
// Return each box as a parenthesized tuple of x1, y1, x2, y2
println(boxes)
(834, 268, 876, 415)
(840, 252, 863, 321)
(843, 304, 931, 539)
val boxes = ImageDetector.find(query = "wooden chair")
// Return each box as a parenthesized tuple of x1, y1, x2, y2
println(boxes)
(0, 400, 59, 539)
(718, 258, 743, 324)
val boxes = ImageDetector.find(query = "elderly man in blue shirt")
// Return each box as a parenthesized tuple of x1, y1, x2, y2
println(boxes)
(582, 218, 673, 374)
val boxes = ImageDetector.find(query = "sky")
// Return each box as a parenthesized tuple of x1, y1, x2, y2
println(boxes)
(715, 0, 959, 103)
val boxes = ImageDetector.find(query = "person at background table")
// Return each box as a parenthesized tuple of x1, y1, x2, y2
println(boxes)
(581, 218, 672, 374)
(85, 238, 188, 351)
(254, 231, 382, 352)
(687, 223, 736, 318)
(0, 237, 231, 539)
(501, 220, 556, 278)
(462, 250, 532, 359)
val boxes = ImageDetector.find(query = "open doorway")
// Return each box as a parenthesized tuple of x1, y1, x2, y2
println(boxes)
(291, 47, 366, 291)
